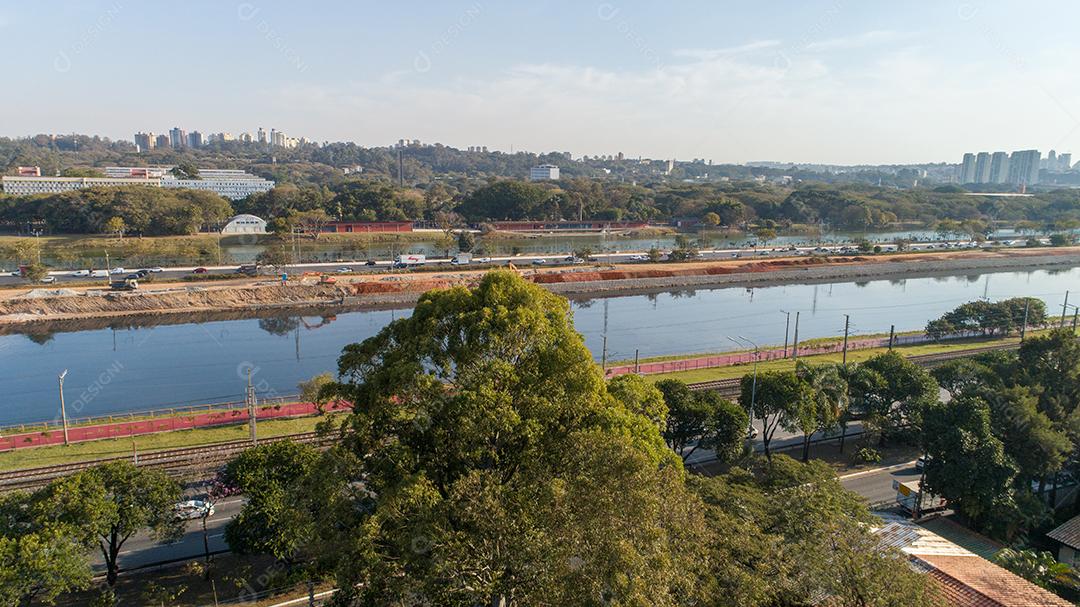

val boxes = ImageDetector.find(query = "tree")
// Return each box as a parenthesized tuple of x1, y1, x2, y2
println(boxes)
(793, 362, 849, 462)
(702, 212, 721, 227)
(607, 374, 667, 428)
(104, 216, 126, 239)
(647, 247, 663, 262)
(753, 227, 777, 246)
(256, 246, 291, 271)
(170, 162, 200, 180)
(38, 462, 184, 586)
(657, 379, 746, 463)
(0, 493, 91, 606)
(855, 351, 938, 442)
(744, 370, 811, 458)
(223, 441, 320, 567)
(993, 548, 1078, 592)
(1017, 329, 1080, 422)
(922, 396, 1016, 529)
(457, 230, 476, 252)
(315, 271, 699, 605)
(297, 372, 334, 414)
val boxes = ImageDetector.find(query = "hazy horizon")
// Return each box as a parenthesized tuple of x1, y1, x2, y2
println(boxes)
(5, 1, 1080, 165)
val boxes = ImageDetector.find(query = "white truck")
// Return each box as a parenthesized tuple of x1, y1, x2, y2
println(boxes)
(393, 254, 426, 268)
(451, 253, 472, 266)
(893, 479, 946, 516)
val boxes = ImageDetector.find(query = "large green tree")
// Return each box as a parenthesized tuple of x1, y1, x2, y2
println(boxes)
(743, 370, 810, 458)
(0, 493, 91, 606)
(37, 462, 183, 586)
(315, 271, 699, 605)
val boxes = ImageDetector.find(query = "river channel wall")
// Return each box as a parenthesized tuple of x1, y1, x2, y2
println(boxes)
(4, 250, 1080, 325)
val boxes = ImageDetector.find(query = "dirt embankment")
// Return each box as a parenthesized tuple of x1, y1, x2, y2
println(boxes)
(5, 248, 1080, 325)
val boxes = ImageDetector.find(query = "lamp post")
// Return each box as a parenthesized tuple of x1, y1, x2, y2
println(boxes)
(728, 335, 760, 435)
(780, 310, 791, 358)
(58, 369, 70, 446)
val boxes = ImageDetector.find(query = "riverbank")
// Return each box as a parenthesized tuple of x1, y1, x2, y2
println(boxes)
(3, 246, 1080, 325)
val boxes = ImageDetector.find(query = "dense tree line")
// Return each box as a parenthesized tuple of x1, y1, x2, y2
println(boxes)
(0, 186, 233, 235)
(927, 297, 1048, 340)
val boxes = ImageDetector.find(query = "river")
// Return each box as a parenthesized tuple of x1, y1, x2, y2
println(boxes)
(2, 266, 1077, 426)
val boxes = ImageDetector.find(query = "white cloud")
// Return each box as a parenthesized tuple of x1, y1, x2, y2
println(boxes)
(672, 40, 782, 60)
(804, 30, 913, 52)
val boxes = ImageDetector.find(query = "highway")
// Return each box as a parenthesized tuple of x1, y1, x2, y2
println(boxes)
(1, 238, 1026, 286)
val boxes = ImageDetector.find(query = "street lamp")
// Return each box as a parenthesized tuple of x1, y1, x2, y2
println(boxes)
(58, 369, 69, 446)
(780, 309, 791, 357)
(728, 335, 760, 436)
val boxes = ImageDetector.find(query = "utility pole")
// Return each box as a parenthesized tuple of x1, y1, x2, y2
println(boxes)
(842, 314, 850, 366)
(104, 250, 111, 284)
(246, 368, 257, 445)
(1073, 306, 1078, 332)
(1021, 299, 1030, 342)
(58, 369, 69, 446)
(397, 149, 404, 187)
(791, 311, 800, 362)
(781, 310, 791, 358)
(1063, 291, 1070, 328)
(634, 349, 640, 374)
(888, 325, 895, 350)
(601, 335, 608, 372)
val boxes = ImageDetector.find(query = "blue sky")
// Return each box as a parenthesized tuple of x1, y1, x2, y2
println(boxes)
(4, 1, 1080, 164)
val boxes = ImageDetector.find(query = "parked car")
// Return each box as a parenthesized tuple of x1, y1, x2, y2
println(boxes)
(915, 455, 930, 471)
(174, 499, 214, 520)
(192, 267, 208, 274)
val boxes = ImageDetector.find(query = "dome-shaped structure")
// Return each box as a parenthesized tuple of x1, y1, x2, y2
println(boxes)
(221, 214, 267, 234)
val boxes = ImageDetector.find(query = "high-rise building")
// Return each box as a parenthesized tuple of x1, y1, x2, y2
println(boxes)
(528, 164, 560, 181)
(257, 127, 267, 144)
(169, 127, 186, 149)
(1061, 153, 1073, 171)
(959, 153, 977, 183)
(155, 134, 170, 149)
(1008, 150, 1041, 186)
(239, 132, 253, 143)
(974, 152, 992, 183)
(989, 152, 1010, 184)
(187, 131, 203, 148)
(1047, 150, 1058, 170)
(133, 132, 154, 152)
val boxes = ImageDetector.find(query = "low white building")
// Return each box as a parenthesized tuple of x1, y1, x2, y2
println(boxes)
(221, 214, 267, 234)
(3, 167, 275, 200)
(529, 164, 560, 181)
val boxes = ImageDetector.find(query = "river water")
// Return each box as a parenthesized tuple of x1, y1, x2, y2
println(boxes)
(2, 266, 1077, 426)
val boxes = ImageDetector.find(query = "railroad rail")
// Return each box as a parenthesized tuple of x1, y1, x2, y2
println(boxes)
(0, 432, 327, 492)
(687, 341, 1020, 395)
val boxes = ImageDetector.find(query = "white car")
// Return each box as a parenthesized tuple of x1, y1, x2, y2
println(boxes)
(39, 276, 56, 284)
(475, 257, 491, 263)
(628, 255, 649, 261)
(71, 269, 91, 277)
(174, 499, 214, 520)
(149, 267, 164, 273)
(109, 267, 126, 275)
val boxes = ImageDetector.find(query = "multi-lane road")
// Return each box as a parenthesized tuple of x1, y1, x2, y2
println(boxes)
(1, 238, 1026, 287)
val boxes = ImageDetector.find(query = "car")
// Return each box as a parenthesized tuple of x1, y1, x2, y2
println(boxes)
(134, 269, 150, 278)
(564, 257, 585, 264)
(365, 260, 377, 266)
(915, 455, 930, 471)
(174, 499, 214, 520)
(39, 276, 56, 284)
(125, 273, 141, 280)
(628, 254, 648, 262)
(531, 259, 547, 265)
(337, 267, 353, 273)
(475, 257, 492, 263)
(746, 426, 759, 440)
(192, 267, 208, 274)
(148, 267, 164, 273)
(236, 264, 258, 276)
(71, 269, 91, 277)
(109, 267, 126, 275)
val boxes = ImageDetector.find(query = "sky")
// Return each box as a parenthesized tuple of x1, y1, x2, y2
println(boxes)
(4, 0, 1080, 165)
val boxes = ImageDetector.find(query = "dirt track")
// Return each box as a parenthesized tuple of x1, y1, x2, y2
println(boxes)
(4, 247, 1080, 325)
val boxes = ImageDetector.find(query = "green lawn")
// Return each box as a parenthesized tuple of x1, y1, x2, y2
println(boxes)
(0, 415, 334, 471)
(645, 337, 1022, 384)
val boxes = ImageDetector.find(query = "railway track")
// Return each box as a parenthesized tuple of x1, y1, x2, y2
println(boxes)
(687, 341, 1020, 396)
(0, 431, 327, 492)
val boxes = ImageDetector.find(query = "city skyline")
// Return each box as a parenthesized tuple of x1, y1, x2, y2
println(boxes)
(5, 1, 1080, 165)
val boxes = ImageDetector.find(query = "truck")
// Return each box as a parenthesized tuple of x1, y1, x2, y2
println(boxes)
(109, 278, 138, 291)
(893, 479, 946, 516)
(393, 254, 426, 268)
(450, 253, 472, 266)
